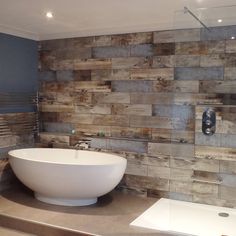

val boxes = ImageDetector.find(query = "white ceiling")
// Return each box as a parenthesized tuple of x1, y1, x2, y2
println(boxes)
(0, 0, 236, 41)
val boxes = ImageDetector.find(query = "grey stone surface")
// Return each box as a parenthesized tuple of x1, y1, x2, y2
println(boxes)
(220, 174, 236, 187)
(196, 133, 236, 148)
(225, 67, 236, 80)
(201, 25, 236, 41)
(169, 192, 193, 202)
(0, 187, 184, 236)
(56, 48, 92, 60)
(152, 105, 194, 120)
(112, 57, 151, 69)
(174, 67, 224, 80)
(130, 44, 153, 57)
(154, 43, 175, 55)
(221, 134, 236, 148)
(39, 71, 56, 82)
(42, 122, 74, 133)
(108, 139, 148, 153)
(219, 186, 236, 201)
(112, 80, 152, 92)
(226, 40, 236, 53)
(199, 80, 236, 94)
(91, 69, 130, 81)
(0, 226, 32, 236)
(174, 29, 200, 42)
(152, 56, 174, 68)
(93, 35, 112, 47)
(200, 54, 225, 67)
(90, 137, 107, 149)
(224, 53, 236, 67)
(195, 133, 222, 147)
(92, 46, 130, 58)
(175, 55, 200, 67)
(90, 137, 148, 153)
(207, 40, 225, 54)
(153, 30, 174, 43)
(56, 70, 74, 81)
(220, 161, 236, 174)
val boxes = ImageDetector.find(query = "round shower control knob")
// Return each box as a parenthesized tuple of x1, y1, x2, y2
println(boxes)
(205, 128, 212, 135)
(205, 120, 212, 126)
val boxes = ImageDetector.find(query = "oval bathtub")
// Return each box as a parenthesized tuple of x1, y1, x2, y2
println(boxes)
(8, 148, 127, 206)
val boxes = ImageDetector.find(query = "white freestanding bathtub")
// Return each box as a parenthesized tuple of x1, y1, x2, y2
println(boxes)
(8, 148, 127, 206)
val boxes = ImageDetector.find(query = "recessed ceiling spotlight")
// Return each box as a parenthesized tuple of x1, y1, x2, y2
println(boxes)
(231, 36, 235, 40)
(46, 11, 53, 19)
(217, 19, 222, 23)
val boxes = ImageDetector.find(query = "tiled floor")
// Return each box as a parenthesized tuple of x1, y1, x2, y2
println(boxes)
(0, 186, 184, 236)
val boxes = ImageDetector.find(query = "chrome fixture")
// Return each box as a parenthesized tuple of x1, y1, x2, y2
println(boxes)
(202, 108, 216, 136)
(218, 212, 229, 217)
(74, 140, 90, 150)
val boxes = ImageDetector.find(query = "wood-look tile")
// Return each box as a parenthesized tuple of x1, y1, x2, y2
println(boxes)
(38, 27, 236, 207)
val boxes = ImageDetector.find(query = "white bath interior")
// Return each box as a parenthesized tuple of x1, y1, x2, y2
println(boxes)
(131, 198, 236, 236)
(8, 148, 127, 206)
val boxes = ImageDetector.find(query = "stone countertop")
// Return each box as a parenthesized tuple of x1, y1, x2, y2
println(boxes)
(0, 187, 181, 236)
(0, 226, 34, 236)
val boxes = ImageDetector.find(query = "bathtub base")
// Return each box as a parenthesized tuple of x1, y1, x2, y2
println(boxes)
(35, 193, 97, 206)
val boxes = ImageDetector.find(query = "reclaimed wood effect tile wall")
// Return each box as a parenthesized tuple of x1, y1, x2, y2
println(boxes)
(39, 26, 236, 208)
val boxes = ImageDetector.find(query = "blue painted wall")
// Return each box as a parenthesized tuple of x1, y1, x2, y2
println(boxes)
(0, 33, 38, 113)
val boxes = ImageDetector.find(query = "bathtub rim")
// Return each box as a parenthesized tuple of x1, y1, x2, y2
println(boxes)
(8, 148, 127, 167)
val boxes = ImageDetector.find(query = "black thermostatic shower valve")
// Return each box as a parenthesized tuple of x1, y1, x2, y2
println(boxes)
(202, 108, 216, 136)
